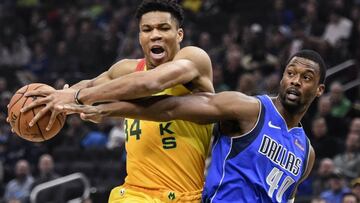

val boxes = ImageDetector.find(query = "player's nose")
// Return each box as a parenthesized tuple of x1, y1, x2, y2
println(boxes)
(150, 29, 162, 41)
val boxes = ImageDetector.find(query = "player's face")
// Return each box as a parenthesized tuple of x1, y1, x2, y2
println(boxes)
(278, 57, 325, 113)
(139, 11, 183, 68)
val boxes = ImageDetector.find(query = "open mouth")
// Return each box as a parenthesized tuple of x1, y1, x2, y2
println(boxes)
(150, 46, 165, 60)
(286, 88, 300, 100)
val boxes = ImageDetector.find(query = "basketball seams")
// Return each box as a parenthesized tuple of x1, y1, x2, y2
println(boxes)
(18, 84, 48, 141)
(31, 108, 46, 141)
(8, 85, 29, 111)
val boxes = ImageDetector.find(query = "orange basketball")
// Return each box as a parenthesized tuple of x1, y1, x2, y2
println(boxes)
(7, 83, 66, 142)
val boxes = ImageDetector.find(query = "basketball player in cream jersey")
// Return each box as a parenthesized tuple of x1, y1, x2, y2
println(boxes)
(18, 0, 214, 202)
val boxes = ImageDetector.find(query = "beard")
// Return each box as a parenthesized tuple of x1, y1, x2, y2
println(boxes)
(278, 89, 305, 114)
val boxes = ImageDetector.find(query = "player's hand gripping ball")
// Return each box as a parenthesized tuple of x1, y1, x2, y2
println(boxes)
(7, 83, 66, 142)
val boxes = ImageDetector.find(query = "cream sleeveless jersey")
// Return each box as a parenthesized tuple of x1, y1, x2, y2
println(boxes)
(124, 59, 213, 192)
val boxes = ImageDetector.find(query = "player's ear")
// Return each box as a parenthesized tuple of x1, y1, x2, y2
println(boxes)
(316, 84, 325, 97)
(177, 28, 184, 43)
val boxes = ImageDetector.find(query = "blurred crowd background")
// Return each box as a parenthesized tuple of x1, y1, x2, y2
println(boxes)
(0, 0, 360, 202)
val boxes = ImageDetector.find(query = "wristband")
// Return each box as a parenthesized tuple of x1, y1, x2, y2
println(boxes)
(74, 88, 84, 105)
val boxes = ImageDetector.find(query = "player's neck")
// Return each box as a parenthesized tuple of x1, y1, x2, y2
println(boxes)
(274, 97, 306, 129)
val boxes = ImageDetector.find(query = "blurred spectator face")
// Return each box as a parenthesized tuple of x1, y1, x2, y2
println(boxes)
(352, 184, 360, 200)
(80, 21, 92, 34)
(222, 34, 233, 47)
(329, 176, 344, 192)
(213, 66, 224, 86)
(198, 32, 211, 50)
(38, 154, 54, 174)
(329, 12, 341, 23)
(236, 73, 256, 95)
(56, 41, 67, 56)
(345, 132, 360, 152)
(342, 193, 358, 203)
(264, 73, 280, 94)
(349, 118, 360, 134)
(15, 160, 30, 181)
(318, 158, 335, 176)
(312, 117, 328, 138)
(311, 198, 326, 203)
(65, 25, 77, 41)
(225, 45, 241, 71)
(329, 82, 344, 105)
(317, 96, 332, 116)
(139, 11, 183, 68)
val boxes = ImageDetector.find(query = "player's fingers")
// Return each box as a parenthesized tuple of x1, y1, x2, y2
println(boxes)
(46, 111, 58, 131)
(21, 97, 50, 113)
(11, 128, 14, 133)
(63, 84, 69, 89)
(29, 105, 51, 127)
(6, 117, 10, 123)
(62, 104, 88, 113)
(81, 113, 100, 123)
(24, 89, 52, 97)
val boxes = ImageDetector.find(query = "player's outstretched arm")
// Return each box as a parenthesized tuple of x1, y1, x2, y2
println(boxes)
(19, 59, 137, 130)
(77, 46, 214, 105)
(63, 91, 260, 125)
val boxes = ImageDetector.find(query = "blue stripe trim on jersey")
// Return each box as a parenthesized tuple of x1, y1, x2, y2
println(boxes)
(227, 101, 265, 160)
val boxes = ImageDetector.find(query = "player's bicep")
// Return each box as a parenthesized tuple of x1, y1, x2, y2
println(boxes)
(87, 59, 137, 87)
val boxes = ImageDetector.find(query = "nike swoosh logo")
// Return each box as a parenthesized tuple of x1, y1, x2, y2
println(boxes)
(268, 121, 281, 129)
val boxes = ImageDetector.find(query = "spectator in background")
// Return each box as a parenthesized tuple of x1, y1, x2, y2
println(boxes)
(313, 158, 336, 196)
(107, 119, 125, 150)
(236, 72, 258, 96)
(322, 8, 353, 48)
(61, 115, 89, 147)
(212, 64, 230, 92)
(81, 123, 108, 148)
(350, 177, 360, 201)
(316, 95, 347, 138)
(31, 154, 63, 203)
(223, 44, 243, 89)
(4, 159, 34, 203)
(329, 81, 352, 119)
(341, 192, 359, 203)
(310, 117, 341, 159)
(311, 197, 327, 203)
(320, 170, 351, 203)
(333, 132, 360, 180)
(349, 117, 360, 135)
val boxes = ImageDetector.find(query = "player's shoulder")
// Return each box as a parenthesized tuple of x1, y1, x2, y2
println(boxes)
(108, 59, 143, 78)
(179, 46, 209, 56)
(114, 58, 142, 70)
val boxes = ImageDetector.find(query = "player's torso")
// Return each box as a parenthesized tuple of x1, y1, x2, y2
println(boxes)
(124, 59, 213, 192)
(203, 95, 310, 203)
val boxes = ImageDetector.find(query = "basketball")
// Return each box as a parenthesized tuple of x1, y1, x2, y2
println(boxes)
(7, 83, 66, 142)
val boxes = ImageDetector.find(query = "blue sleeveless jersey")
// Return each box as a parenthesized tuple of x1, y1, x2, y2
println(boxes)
(202, 95, 311, 203)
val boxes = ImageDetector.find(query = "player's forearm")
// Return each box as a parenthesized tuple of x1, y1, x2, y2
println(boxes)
(70, 80, 92, 90)
(78, 72, 162, 105)
(98, 100, 172, 121)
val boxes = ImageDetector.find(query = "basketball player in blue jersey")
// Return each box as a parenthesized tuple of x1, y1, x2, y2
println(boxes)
(62, 49, 326, 202)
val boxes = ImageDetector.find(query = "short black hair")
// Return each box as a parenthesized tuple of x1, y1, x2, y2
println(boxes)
(287, 50, 327, 84)
(135, 0, 184, 27)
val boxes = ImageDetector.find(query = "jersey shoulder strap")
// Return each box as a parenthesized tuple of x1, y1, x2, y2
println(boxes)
(135, 59, 146, 72)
